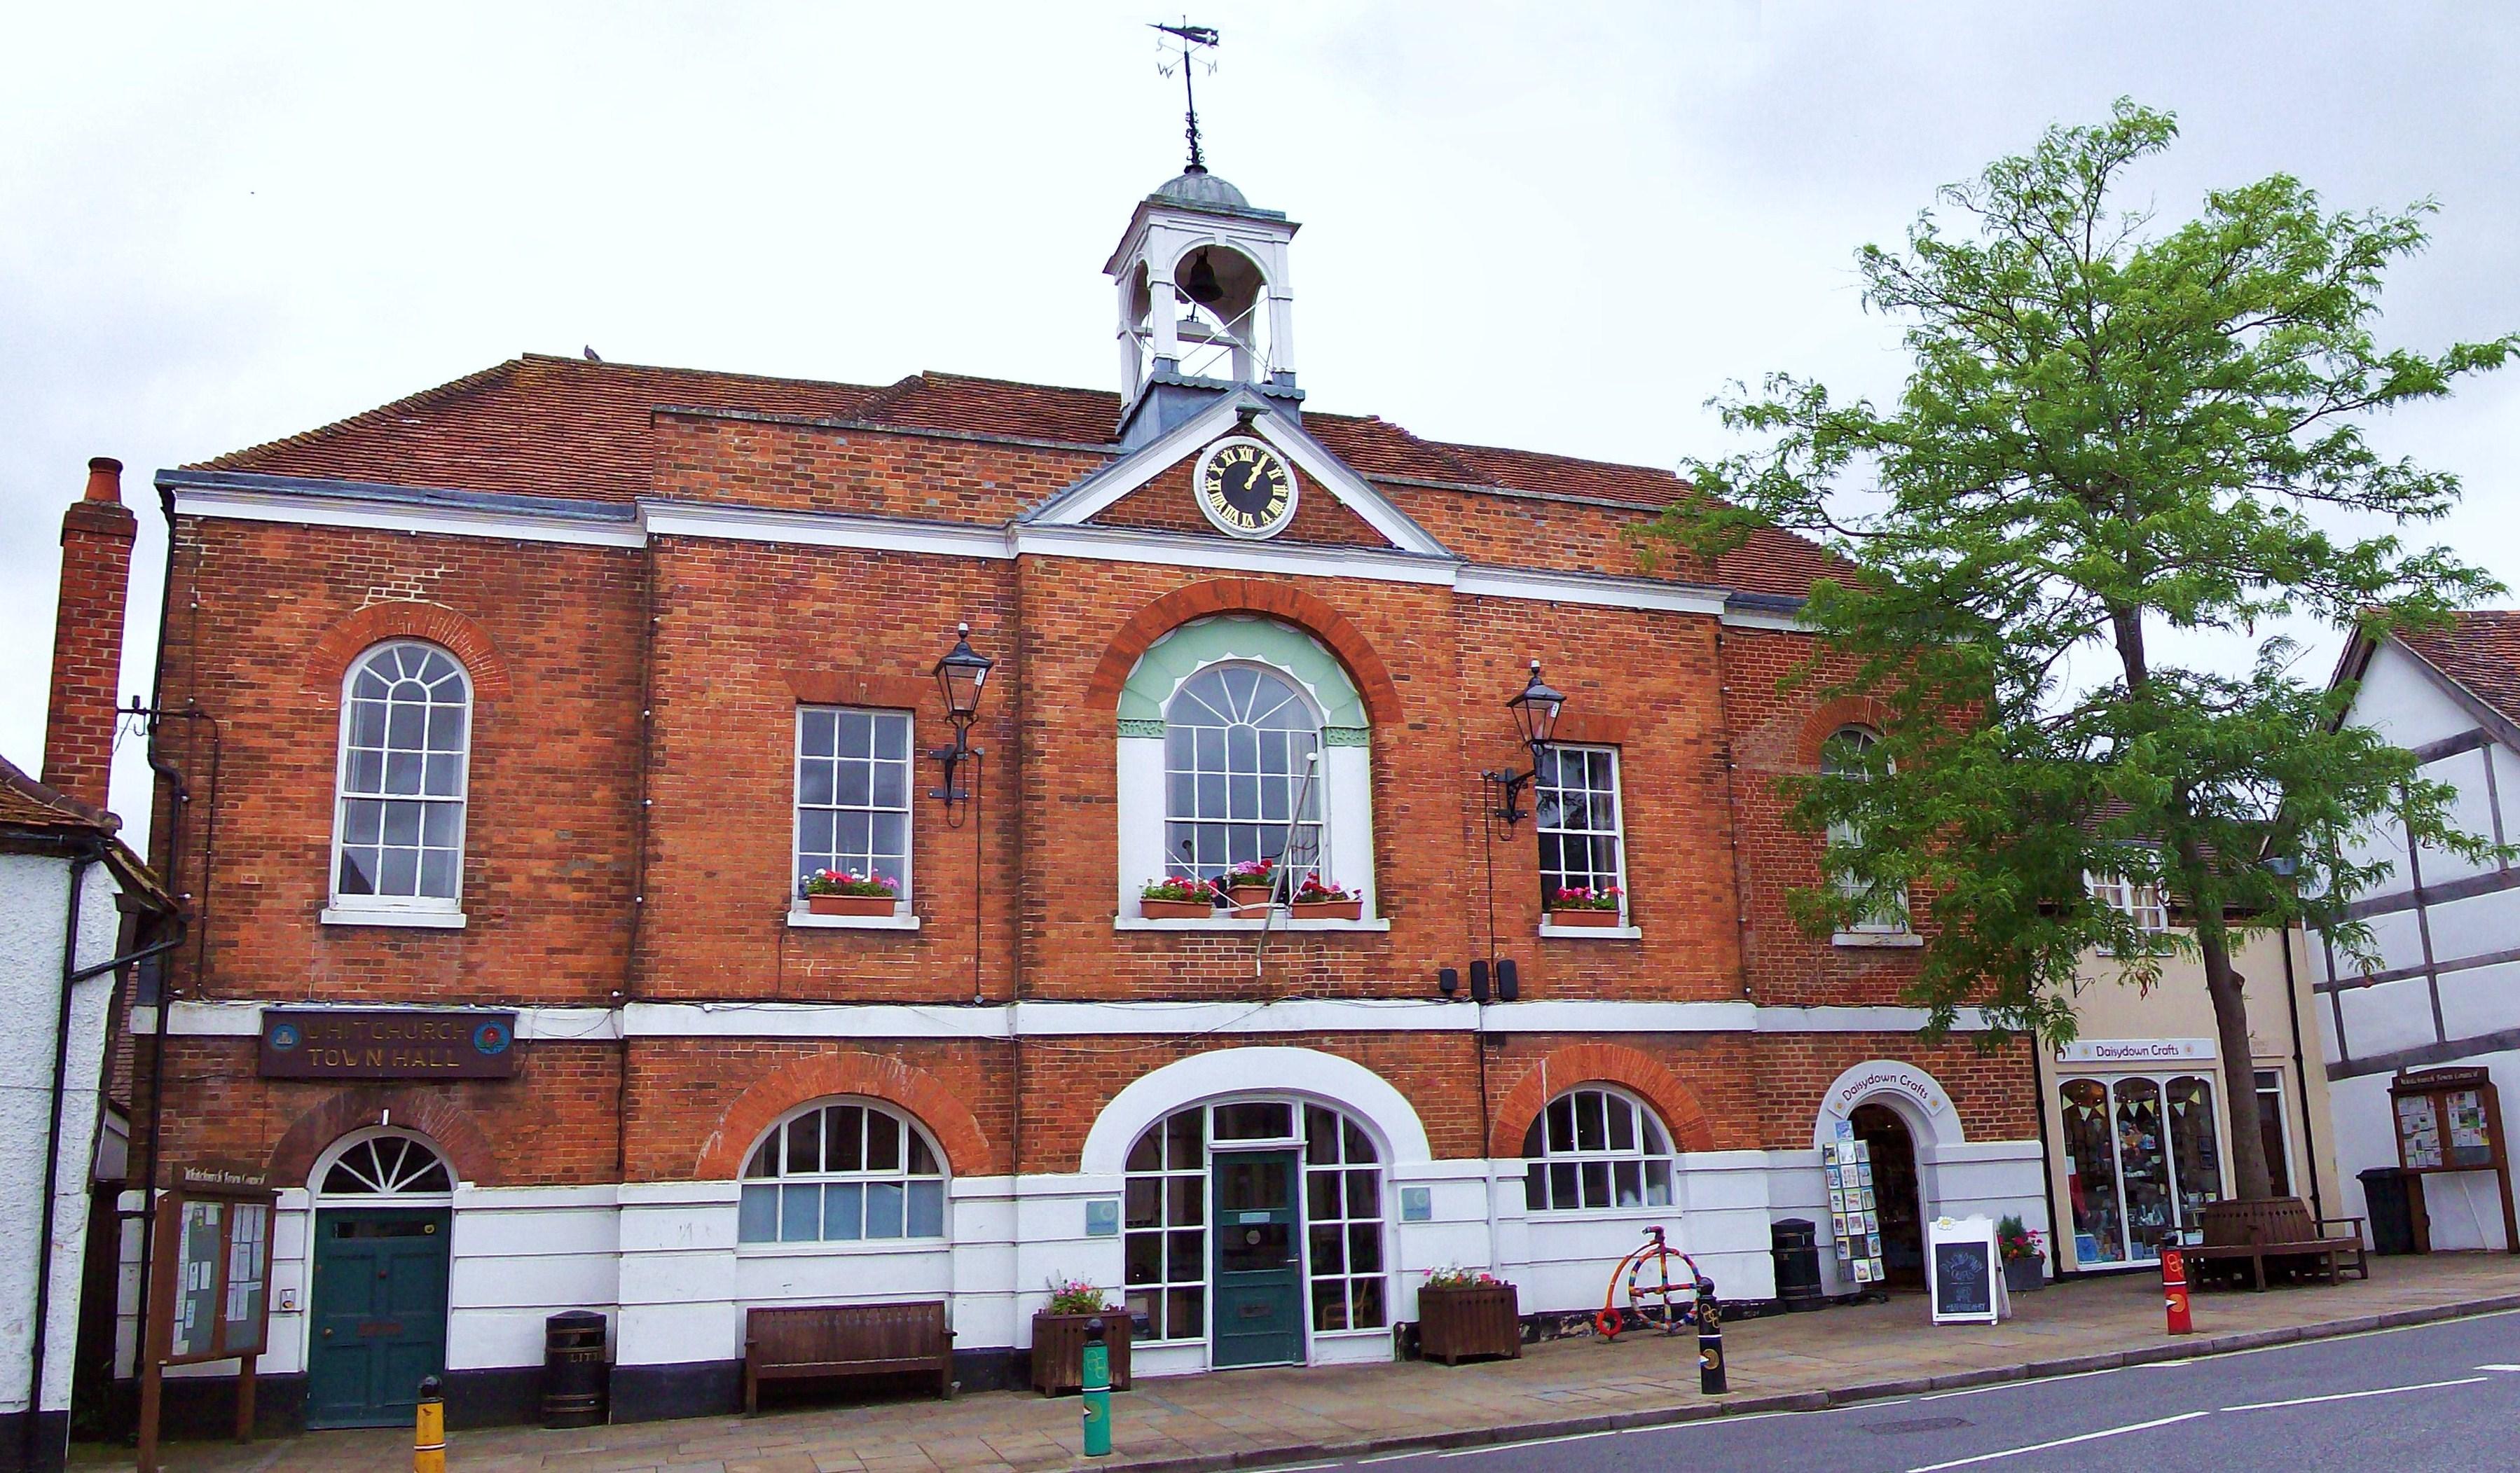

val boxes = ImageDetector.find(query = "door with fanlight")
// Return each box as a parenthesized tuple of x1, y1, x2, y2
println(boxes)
(305, 1133, 454, 1428)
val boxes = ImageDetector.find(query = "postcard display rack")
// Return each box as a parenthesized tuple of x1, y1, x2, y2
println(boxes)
(1822, 1138, 1889, 1289)
(2388, 1067, 2519, 1254)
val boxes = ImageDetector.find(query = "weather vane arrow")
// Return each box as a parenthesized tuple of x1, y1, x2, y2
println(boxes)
(1150, 19, 1220, 172)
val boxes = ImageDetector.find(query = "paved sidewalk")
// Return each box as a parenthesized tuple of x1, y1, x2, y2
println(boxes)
(85, 1253, 2520, 1473)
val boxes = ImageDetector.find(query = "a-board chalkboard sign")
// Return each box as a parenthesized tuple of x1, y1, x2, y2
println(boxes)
(1927, 1217, 2007, 1325)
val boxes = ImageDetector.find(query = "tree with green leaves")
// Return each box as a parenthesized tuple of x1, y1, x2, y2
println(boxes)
(1656, 100, 2517, 1201)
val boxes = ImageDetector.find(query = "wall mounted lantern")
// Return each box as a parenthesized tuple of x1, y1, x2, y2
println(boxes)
(1482, 660, 1566, 829)
(928, 622, 993, 826)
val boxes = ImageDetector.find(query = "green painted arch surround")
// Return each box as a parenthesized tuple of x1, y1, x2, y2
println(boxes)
(1117, 615, 1371, 737)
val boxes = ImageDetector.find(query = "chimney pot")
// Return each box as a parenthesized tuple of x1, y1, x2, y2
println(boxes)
(84, 457, 124, 503)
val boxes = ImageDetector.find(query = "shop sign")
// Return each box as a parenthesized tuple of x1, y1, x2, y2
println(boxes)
(166, 1159, 270, 1191)
(1822, 1063, 1951, 1123)
(2054, 1037, 2215, 1065)
(258, 1008, 518, 1079)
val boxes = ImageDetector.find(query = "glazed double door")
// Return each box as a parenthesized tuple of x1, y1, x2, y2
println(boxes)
(1211, 1151, 1302, 1367)
(307, 1208, 450, 1428)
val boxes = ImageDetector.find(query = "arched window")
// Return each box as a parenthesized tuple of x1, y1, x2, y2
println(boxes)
(317, 1132, 453, 1198)
(333, 641, 471, 913)
(1122, 1098, 1386, 1343)
(1521, 1087, 1675, 1212)
(738, 1101, 947, 1245)
(1164, 665, 1325, 887)
(1822, 726, 1907, 933)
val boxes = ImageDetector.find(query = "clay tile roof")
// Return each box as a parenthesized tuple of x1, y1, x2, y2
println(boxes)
(2397, 611, 2520, 729)
(0, 752, 116, 835)
(1302, 415, 1478, 483)
(855, 373, 1122, 444)
(198, 354, 888, 502)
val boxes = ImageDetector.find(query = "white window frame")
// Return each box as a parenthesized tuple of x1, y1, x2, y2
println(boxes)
(324, 640, 471, 926)
(1824, 726, 1910, 938)
(737, 1098, 949, 1250)
(1520, 1085, 1677, 1215)
(2086, 871, 2170, 934)
(2057, 1071, 2225, 1266)
(1535, 743, 1630, 927)
(792, 705, 916, 916)
(1160, 661, 1330, 892)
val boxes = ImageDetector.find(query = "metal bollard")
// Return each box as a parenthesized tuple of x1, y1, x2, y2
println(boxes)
(414, 1375, 446, 1473)
(1694, 1279, 1726, 1395)
(1081, 1316, 1113, 1458)
(2162, 1246, 2193, 1335)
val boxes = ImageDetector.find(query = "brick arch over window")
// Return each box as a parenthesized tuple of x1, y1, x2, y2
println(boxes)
(1793, 696, 1899, 768)
(268, 1087, 501, 1188)
(305, 602, 514, 705)
(696, 1051, 996, 1179)
(1488, 1043, 1716, 1158)
(1085, 579, 1403, 726)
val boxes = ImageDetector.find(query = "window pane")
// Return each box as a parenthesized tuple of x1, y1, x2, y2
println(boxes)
(827, 1106, 864, 1171)
(1312, 1278, 1349, 1332)
(799, 759, 834, 805)
(1608, 1097, 1637, 1152)
(745, 1136, 779, 1179)
(1613, 1160, 1643, 1207)
(907, 1131, 939, 1177)
(1166, 1109, 1203, 1166)
(1581, 1161, 1611, 1209)
(1126, 1231, 1162, 1285)
(1547, 1096, 1575, 1153)
(1576, 1092, 1607, 1151)
(907, 1180, 944, 1238)
(1308, 1171, 1340, 1222)
(1165, 1287, 1202, 1340)
(338, 848, 377, 896)
(874, 714, 909, 761)
(1345, 1170, 1379, 1220)
(1309, 1224, 1344, 1275)
(780, 1184, 822, 1242)
(1166, 1229, 1202, 1281)
(1127, 1128, 1162, 1174)
(801, 710, 836, 756)
(1215, 1102, 1293, 1140)
(1350, 1277, 1386, 1330)
(865, 1182, 905, 1239)
(786, 1114, 822, 1175)
(1306, 1106, 1339, 1165)
(378, 847, 418, 895)
(839, 712, 872, 757)
(1524, 1163, 1548, 1211)
(822, 1183, 862, 1241)
(738, 1185, 778, 1243)
(1343, 1121, 1374, 1164)
(1166, 1175, 1202, 1226)
(418, 849, 458, 897)
(1645, 1160, 1672, 1206)
(1127, 1177, 1162, 1229)
(1549, 1162, 1577, 1205)
(866, 1114, 902, 1171)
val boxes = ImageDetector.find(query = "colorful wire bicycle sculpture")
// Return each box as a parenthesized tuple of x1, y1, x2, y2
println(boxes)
(1595, 1225, 1712, 1341)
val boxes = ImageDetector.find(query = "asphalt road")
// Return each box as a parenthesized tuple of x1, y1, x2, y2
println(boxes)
(1332, 1310, 2520, 1473)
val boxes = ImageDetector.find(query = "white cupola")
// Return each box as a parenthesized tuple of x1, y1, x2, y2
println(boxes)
(1104, 165, 1302, 445)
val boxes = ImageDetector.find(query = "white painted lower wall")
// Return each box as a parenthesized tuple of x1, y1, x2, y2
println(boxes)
(2329, 1054, 2518, 1253)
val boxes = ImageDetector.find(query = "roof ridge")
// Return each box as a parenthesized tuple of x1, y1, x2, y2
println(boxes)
(516, 352, 890, 399)
(194, 359, 521, 471)
(844, 373, 933, 424)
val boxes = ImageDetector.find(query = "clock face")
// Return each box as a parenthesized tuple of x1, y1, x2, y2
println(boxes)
(1193, 436, 1298, 539)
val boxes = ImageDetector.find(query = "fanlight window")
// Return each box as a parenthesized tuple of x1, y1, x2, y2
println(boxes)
(1521, 1088, 1675, 1212)
(739, 1101, 947, 1245)
(1164, 665, 1324, 886)
(321, 1135, 452, 1196)
(334, 641, 471, 905)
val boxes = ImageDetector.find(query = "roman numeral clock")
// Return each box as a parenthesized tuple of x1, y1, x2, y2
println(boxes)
(1193, 436, 1297, 539)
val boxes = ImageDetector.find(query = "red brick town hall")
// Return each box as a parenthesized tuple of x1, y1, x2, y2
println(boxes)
(109, 162, 2049, 1428)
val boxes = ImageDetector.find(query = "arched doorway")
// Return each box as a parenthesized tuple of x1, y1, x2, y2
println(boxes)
(305, 1130, 453, 1429)
(1850, 1105, 1926, 1290)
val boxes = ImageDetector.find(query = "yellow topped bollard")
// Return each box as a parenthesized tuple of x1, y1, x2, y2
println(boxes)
(414, 1375, 446, 1473)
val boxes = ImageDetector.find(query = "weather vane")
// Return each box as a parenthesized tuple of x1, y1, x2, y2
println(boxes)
(1150, 19, 1220, 172)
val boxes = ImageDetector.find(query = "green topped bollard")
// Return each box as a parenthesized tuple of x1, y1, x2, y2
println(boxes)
(1081, 1316, 1113, 1458)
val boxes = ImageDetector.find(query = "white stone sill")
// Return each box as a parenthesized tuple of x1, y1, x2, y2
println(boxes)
(1538, 922, 1643, 940)
(787, 909, 922, 931)
(1114, 916, 1392, 933)
(319, 906, 466, 930)
(1833, 931, 1923, 948)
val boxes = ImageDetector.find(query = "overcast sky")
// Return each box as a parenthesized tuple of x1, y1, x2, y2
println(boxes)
(6, 2, 2516, 838)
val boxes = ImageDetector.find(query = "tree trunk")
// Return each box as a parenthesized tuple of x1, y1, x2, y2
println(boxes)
(2194, 913, 2276, 1201)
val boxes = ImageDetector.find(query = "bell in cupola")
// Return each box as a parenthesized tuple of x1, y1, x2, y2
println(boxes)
(1182, 249, 1226, 307)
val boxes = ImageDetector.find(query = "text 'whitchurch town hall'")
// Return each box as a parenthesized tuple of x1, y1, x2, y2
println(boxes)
(103, 159, 2058, 1429)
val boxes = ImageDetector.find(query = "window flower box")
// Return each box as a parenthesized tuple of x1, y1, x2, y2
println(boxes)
(1290, 876, 1362, 921)
(1545, 885, 1623, 929)
(1224, 859, 1277, 911)
(804, 868, 900, 916)
(1140, 878, 1220, 920)
(1031, 1281, 1132, 1395)
(1418, 1272, 1520, 1365)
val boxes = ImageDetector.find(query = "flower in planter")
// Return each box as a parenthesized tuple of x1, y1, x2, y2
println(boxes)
(1044, 1277, 1113, 1315)
(1549, 885, 1623, 911)
(1225, 857, 1277, 885)
(804, 867, 899, 899)
(1141, 876, 1222, 905)
(1421, 1265, 1505, 1290)
(1995, 1215, 2045, 1263)
(1293, 876, 1356, 904)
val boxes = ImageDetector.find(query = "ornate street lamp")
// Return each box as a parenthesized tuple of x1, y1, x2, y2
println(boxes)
(1483, 660, 1566, 829)
(928, 623, 993, 826)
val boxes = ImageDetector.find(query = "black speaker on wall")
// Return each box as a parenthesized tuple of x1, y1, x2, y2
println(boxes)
(1496, 958, 1520, 1002)
(1438, 967, 1459, 998)
(1468, 960, 1492, 1004)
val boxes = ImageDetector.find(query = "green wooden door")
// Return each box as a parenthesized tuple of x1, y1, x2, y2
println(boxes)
(307, 1208, 450, 1428)
(1211, 1151, 1303, 1367)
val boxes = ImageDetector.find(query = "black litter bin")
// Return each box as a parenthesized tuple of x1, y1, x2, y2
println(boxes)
(2358, 1167, 2421, 1255)
(543, 1311, 610, 1428)
(1771, 1217, 1826, 1311)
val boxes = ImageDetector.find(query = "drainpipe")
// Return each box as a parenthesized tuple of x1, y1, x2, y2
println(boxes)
(2027, 1030, 2058, 1272)
(26, 848, 97, 1472)
(2279, 927, 2325, 1220)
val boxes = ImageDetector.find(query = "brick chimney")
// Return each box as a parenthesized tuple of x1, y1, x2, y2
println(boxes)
(43, 457, 139, 814)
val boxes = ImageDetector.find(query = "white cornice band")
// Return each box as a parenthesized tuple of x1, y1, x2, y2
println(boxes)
(133, 998, 1985, 1040)
(163, 473, 1801, 627)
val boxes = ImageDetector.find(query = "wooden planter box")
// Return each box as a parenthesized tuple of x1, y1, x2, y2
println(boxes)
(1545, 908, 1621, 929)
(1418, 1282, 1521, 1365)
(807, 892, 897, 917)
(2002, 1256, 2045, 1294)
(1030, 1311, 1131, 1395)
(1291, 898, 1363, 921)
(1140, 897, 1216, 919)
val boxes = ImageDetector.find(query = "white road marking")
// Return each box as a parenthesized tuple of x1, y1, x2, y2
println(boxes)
(1903, 1410, 2211, 1472)
(2477, 1363, 2520, 1372)
(2221, 1374, 2488, 1412)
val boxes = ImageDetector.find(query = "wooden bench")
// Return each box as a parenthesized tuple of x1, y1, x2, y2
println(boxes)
(2185, 1197, 2369, 1292)
(743, 1302, 954, 1413)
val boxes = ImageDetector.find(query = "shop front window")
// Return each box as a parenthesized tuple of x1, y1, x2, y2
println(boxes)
(2060, 1072, 2225, 1267)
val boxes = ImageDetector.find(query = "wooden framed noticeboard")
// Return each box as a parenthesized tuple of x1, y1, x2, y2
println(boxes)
(138, 1163, 279, 1473)
(1926, 1216, 2009, 1325)
(2389, 1067, 2518, 1254)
